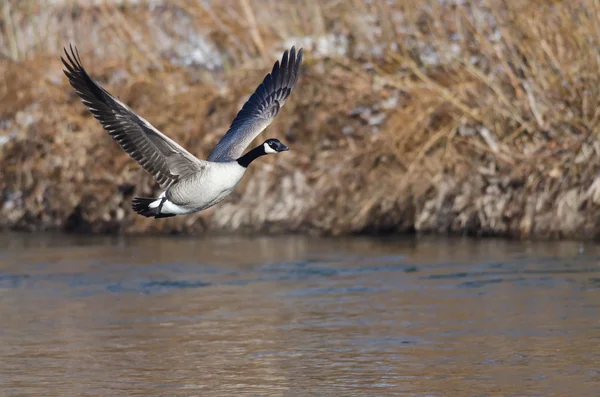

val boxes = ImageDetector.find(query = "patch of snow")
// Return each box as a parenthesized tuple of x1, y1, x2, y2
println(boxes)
(282, 34, 349, 59)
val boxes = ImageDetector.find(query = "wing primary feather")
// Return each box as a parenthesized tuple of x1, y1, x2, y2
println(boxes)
(276, 51, 286, 91)
(61, 44, 206, 189)
(206, 45, 304, 162)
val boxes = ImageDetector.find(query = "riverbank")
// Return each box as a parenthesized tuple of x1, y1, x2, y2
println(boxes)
(2, 0, 600, 239)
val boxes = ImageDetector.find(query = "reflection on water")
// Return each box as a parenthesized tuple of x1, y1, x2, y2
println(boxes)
(0, 233, 599, 396)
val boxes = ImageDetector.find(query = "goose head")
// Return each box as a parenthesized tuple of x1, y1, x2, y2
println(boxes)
(236, 138, 290, 168)
(263, 138, 290, 154)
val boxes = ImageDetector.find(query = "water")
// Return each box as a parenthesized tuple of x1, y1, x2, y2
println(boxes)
(0, 233, 599, 396)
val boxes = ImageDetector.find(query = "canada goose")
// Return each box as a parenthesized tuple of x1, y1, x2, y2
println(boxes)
(61, 45, 303, 218)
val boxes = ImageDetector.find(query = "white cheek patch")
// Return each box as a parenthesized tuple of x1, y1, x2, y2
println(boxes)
(264, 142, 277, 154)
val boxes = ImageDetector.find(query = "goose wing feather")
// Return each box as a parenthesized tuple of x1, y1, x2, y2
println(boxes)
(207, 46, 303, 162)
(61, 45, 206, 189)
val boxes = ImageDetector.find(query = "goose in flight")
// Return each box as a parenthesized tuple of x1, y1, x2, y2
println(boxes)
(61, 45, 303, 218)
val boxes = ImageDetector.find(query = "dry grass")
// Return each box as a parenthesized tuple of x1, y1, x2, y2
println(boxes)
(2, 0, 600, 238)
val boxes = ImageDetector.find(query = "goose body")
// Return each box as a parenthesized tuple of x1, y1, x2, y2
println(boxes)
(61, 45, 302, 218)
(136, 140, 287, 217)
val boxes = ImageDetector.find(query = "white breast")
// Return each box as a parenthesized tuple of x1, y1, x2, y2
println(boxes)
(205, 162, 247, 193)
(170, 162, 247, 212)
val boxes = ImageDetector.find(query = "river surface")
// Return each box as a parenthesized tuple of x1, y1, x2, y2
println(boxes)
(0, 233, 599, 396)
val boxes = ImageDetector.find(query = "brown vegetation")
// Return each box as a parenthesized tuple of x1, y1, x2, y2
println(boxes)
(1, 0, 600, 238)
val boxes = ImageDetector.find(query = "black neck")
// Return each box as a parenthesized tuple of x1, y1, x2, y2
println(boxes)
(236, 145, 267, 168)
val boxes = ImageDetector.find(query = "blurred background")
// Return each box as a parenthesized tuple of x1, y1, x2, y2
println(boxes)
(2, 2, 600, 396)
(3, 0, 600, 238)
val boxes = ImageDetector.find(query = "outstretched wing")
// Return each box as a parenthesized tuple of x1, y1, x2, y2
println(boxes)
(207, 46, 303, 162)
(61, 45, 206, 189)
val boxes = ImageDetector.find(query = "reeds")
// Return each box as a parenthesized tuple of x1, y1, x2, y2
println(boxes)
(1, 0, 600, 238)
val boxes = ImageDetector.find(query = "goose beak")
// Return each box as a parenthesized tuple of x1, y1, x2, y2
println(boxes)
(280, 144, 290, 152)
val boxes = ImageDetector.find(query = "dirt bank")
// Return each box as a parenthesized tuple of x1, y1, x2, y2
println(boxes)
(1, 0, 600, 238)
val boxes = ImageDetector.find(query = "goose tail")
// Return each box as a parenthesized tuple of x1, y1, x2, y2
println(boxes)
(132, 197, 176, 219)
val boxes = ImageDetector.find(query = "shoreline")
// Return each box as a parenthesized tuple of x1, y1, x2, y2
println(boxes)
(2, 0, 599, 240)
(0, 227, 594, 243)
